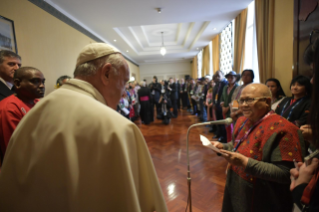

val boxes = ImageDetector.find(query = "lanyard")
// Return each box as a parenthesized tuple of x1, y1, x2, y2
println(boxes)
(235, 86, 244, 100)
(233, 111, 274, 152)
(217, 83, 221, 93)
(280, 97, 304, 121)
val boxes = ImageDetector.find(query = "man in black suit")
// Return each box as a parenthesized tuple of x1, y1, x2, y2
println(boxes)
(179, 78, 187, 109)
(212, 70, 228, 142)
(0, 50, 21, 101)
(168, 78, 178, 117)
(149, 76, 161, 120)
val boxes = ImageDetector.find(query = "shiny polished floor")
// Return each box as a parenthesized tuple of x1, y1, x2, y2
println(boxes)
(136, 109, 228, 212)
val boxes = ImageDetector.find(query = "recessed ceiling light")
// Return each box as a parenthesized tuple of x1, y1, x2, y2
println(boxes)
(113, 39, 117, 42)
(196, 48, 199, 50)
(213, 28, 217, 30)
(156, 8, 162, 13)
(126, 50, 129, 52)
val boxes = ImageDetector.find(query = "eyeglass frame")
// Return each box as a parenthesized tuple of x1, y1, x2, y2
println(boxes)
(237, 96, 270, 105)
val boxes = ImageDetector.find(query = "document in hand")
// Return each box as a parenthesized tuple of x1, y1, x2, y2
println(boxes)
(200, 135, 228, 156)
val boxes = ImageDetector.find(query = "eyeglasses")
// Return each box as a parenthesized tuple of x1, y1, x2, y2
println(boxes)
(238, 96, 269, 105)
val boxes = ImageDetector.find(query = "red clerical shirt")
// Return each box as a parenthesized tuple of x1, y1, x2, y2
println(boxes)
(0, 95, 38, 160)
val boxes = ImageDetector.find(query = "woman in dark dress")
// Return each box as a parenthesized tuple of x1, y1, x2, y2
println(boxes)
(275, 75, 312, 127)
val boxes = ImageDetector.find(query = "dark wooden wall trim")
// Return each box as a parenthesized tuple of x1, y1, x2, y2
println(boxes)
(293, 0, 319, 77)
(293, 0, 300, 77)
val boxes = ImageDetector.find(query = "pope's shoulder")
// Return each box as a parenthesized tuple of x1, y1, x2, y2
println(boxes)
(31, 87, 137, 130)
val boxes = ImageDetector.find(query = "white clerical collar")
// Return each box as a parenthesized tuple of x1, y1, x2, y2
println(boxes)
(0, 77, 13, 89)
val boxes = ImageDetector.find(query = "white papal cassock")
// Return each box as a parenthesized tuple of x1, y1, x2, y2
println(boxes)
(0, 79, 168, 212)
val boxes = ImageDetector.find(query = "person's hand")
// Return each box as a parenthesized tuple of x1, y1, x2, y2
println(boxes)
(300, 125, 313, 141)
(219, 150, 249, 168)
(290, 161, 303, 191)
(230, 110, 238, 121)
(210, 141, 224, 149)
(222, 107, 229, 115)
(290, 158, 319, 191)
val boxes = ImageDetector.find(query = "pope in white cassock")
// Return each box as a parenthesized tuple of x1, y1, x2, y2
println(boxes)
(0, 43, 168, 212)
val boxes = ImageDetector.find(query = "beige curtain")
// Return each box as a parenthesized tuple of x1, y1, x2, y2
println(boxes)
(192, 56, 198, 79)
(255, 0, 275, 83)
(233, 8, 248, 74)
(201, 45, 210, 77)
(212, 35, 220, 73)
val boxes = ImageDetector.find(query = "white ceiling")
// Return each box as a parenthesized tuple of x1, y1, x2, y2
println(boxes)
(45, 0, 253, 65)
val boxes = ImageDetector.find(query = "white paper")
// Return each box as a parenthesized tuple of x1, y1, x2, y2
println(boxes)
(121, 107, 130, 115)
(200, 135, 228, 156)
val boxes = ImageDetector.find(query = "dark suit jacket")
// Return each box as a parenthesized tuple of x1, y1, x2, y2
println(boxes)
(212, 79, 228, 105)
(149, 82, 161, 102)
(169, 83, 178, 100)
(0, 81, 14, 101)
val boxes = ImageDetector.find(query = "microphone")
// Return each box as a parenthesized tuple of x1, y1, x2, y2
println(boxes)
(185, 117, 233, 212)
(188, 118, 233, 128)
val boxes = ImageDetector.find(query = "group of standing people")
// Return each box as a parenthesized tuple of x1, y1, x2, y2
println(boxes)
(118, 76, 190, 125)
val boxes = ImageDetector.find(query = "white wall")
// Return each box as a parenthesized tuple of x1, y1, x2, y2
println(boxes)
(139, 61, 191, 83)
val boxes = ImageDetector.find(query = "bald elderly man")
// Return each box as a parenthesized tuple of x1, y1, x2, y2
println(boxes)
(0, 67, 45, 162)
(212, 83, 305, 212)
(0, 43, 167, 212)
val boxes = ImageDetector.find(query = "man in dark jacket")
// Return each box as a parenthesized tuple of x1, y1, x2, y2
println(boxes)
(0, 50, 21, 101)
(212, 70, 228, 142)
(168, 78, 178, 117)
(138, 81, 151, 125)
(149, 76, 161, 120)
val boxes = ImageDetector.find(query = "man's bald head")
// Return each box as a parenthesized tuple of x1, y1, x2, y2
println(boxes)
(14, 67, 41, 80)
(242, 83, 272, 98)
(239, 83, 272, 123)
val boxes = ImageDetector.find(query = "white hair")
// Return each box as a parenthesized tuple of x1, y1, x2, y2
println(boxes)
(140, 81, 146, 87)
(74, 53, 124, 77)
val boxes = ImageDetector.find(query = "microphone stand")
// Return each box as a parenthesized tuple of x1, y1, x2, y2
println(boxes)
(186, 119, 232, 212)
(186, 122, 209, 212)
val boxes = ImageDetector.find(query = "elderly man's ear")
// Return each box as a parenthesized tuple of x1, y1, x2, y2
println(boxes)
(266, 98, 272, 108)
(100, 63, 112, 85)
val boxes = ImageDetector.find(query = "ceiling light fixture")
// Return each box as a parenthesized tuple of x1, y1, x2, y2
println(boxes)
(156, 8, 162, 13)
(113, 39, 117, 42)
(213, 28, 217, 30)
(126, 50, 129, 52)
(160, 32, 166, 56)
